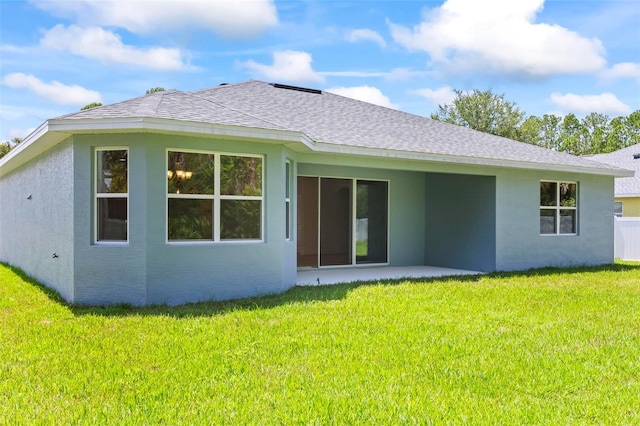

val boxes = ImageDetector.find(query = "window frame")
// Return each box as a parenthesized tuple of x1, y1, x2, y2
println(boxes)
(94, 147, 129, 244)
(539, 180, 578, 236)
(166, 148, 264, 244)
(285, 159, 292, 241)
(614, 201, 623, 217)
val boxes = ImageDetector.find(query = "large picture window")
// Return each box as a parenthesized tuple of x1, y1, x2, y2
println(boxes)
(540, 181, 577, 235)
(95, 148, 128, 242)
(167, 150, 263, 242)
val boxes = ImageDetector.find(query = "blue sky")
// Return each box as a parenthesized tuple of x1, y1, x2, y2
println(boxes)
(1, 0, 639, 142)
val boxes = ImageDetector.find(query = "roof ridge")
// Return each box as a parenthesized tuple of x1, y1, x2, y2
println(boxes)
(53, 90, 179, 120)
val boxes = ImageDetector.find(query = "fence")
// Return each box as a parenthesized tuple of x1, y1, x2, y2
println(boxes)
(614, 217, 640, 261)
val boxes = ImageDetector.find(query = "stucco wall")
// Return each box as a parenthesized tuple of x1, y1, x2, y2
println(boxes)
(0, 139, 75, 300)
(495, 169, 615, 270)
(425, 173, 496, 272)
(72, 134, 294, 306)
(616, 197, 640, 217)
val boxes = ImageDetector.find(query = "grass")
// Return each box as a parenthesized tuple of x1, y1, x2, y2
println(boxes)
(1, 263, 640, 424)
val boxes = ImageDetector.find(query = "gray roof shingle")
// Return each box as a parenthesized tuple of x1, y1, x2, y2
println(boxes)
(589, 144, 640, 195)
(55, 80, 628, 174)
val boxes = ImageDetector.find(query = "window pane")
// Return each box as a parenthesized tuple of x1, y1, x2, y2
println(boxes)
(220, 156, 262, 196)
(221, 200, 261, 240)
(97, 198, 127, 241)
(286, 200, 291, 240)
(356, 180, 388, 264)
(560, 183, 577, 207)
(97, 150, 127, 193)
(167, 152, 214, 195)
(614, 201, 623, 217)
(540, 182, 557, 206)
(560, 210, 576, 234)
(168, 199, 213, 240)
(540, 209, 556, 234)
(285, 161, 291, 198)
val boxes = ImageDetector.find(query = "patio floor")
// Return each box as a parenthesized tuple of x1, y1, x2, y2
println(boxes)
(297, 265, 482, 286)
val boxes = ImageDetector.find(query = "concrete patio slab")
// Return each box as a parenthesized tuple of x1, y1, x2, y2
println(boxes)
(297, 265, 482, 286)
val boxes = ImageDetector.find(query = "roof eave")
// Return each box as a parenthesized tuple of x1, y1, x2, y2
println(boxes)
(0, 117, 314, 177)
(1, 117, 632, 179)
(308, 142, 635, 178)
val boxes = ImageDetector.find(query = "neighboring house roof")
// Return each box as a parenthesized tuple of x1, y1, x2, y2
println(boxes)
(1, 80, 634, 178)
(589, 144, 640, 196)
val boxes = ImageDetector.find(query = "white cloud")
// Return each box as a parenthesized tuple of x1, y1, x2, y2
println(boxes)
(240, 50, 325, 83)
(549, 92, 631, 115)
(32, 0, 278, 38)
(411, 86, 456, 106)
(320, 71, 387, 78)
(600, 62, 640, 82)
(386, 68, 429, 80)
(40, 25, 186, 71)
(325, 86, 398, 109)
(1, 73, 102, 106)
(346, 29, 386, 48)
(389, 0, 606, 78)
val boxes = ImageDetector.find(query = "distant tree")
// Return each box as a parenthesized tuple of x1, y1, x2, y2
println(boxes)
(581, 112, 611, 154)
(81, 102, 103, 110)
(0, 142, 11, 159)
(0, 137, 22, 159)
(607, 110, 640, 150)
(517, 115, 542, 146)
(431, 89, 525, 140)
(146, 87, 166, 94)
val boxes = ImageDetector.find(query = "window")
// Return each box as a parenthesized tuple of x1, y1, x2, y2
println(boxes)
(614, 201, 623, 217)
(167, 150, 263, 241)
(540, 181, 577, 235)
(285, 160, 292, 240)
(95, 148, 128, 242)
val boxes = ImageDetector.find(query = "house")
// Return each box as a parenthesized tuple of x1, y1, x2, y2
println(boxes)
(589, 144, 640, 217)
(0, 81, 633, 305)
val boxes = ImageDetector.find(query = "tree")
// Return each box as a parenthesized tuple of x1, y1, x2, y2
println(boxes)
(0, 142, 11, 159)
(607, 110, 640, 150)
(81, 102, 103, 110)
(581, 112, 611, 154)
(0, 137, 22, 159)
(146, 87, 166, 94)
(431, 89, 525, 140)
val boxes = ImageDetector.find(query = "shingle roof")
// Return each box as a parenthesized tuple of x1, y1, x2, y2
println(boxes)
(54, 80, 628, 174)
(589, 144, 640, 195)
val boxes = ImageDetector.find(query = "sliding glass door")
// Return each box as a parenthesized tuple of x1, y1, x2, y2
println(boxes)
(297, 176, 388, 268)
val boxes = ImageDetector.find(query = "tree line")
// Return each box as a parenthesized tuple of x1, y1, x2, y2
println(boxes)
(432, 89, 639, 155)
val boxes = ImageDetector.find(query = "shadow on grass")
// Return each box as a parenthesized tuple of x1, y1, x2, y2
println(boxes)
(4, 261, 640, 319)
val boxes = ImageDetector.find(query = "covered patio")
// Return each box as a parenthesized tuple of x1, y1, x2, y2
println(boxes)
(297, 265, 482, 286)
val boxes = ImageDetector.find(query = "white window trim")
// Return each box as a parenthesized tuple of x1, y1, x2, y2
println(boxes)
(94, 147, 129, 244)
(166, 148, 264, 244)
(540, 180, 578, 236)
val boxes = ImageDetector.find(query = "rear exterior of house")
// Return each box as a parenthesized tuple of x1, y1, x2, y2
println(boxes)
(0, 81, 631, 305)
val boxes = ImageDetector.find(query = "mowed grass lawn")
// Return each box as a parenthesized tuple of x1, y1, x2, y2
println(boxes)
(1, 264, 640, 424)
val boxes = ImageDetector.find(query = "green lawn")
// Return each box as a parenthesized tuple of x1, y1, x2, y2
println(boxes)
(1, 263, 640, 424)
